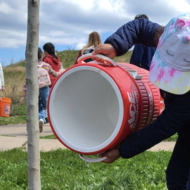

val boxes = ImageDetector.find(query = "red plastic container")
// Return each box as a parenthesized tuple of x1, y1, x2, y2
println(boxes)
(48, 54, 162, 157)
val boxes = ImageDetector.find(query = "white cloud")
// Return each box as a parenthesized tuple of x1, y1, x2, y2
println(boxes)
(0, 0, 190, 50)
(39, 35, 86, 46)
(0, 2, 12, 14)
(76, 42, 86, 50)
(77, 0, 94, 10)
(168, 0, 190, 12)
(0, 29, 26, 48)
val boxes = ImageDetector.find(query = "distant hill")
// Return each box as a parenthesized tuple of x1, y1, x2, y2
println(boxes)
(56, 50, 132, 69)
(7, 50, 133, 69)
(1, 50, 133, 115)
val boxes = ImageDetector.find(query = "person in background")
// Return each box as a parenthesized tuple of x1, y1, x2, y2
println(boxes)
(0, 62, 5, 92)
(74, 31, 102, 64)
(43, 43, 62, 88)
(93, 14, 190, 189)
(130, 14, 156, 70)
(20, 48, 63, 132)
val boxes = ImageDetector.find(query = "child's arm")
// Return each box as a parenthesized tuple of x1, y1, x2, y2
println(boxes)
(42, 63, 63, 77)
(105, 18, 160, 56)
(19, 83, 26, 105)
(119, 91, 190, 159)
(99, 91, 190, 163)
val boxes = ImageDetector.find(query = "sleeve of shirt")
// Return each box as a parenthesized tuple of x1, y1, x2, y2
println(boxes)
(130, 45, 145, 66)
(42, 64, 59, 77)
(119, 91, 190, 159)
(105, 18, 160, 56)
(0, 63, 4, 87)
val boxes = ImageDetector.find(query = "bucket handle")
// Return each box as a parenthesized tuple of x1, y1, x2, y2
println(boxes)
(79, 154, 107, 163)
(127, 70, 143, 80)
(77, 53, 117, 67)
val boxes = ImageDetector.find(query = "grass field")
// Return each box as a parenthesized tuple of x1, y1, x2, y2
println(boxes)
(0, 115, 26, 125)
(0, 148, 171, 190)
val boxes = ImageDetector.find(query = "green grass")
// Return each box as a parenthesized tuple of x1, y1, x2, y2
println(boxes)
(57, 50, 133, 69)
(6, 50, 133, 70)
(1, 135, 16, 137)
(8, 60, 26, 67)
(40, 135, 56, 139)
(57, 50, 79, 69)
(10, 102, 27, 116)
(0, 148, 171, 190)
(0, 115, 26, 125)
(165, 133, 178, 141)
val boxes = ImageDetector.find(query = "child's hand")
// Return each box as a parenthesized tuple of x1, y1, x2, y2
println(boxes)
(99, 148, 120, 164)
(59, 69, 65, 75)
(1, 86, 4, 92)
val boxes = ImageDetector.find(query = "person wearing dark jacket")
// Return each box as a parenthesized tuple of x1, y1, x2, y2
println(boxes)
(43, 42, 61, 88)
(93, 14, 190, 190)
(130, 14, 156, 70)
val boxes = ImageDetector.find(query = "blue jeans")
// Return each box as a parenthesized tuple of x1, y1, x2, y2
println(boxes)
(39, 86, 49, 123)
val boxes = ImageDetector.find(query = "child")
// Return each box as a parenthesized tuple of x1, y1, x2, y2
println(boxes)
(74, 32, 102, 64)
(93, 14, 190, 190)
(20, 48, 64, 132)
(43, 43, 62, 88)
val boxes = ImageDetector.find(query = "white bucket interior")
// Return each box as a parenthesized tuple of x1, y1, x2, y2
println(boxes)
(49, 66, 124, 153)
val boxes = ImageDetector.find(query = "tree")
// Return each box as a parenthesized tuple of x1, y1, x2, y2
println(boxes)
(25, 0, 41, 189)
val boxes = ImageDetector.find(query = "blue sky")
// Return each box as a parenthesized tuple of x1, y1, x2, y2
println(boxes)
(0, 0, 190, 66)
(0, 32, 112, 66)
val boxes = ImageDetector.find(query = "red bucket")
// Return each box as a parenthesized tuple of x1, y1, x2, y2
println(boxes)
(48, 54, 162, 161)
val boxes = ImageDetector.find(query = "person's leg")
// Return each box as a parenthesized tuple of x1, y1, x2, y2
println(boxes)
(38, 89, 44, 133)
(39, 87, 49, 132)
(166, 119, 190, 190)
(45, 87, 51, 124)
(187, 170, 190, 189)
(39, 88, 45, 123)
(39, 86, 49, 123)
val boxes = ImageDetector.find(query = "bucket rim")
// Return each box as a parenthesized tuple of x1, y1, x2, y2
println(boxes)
(48, 65, 124, 153)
